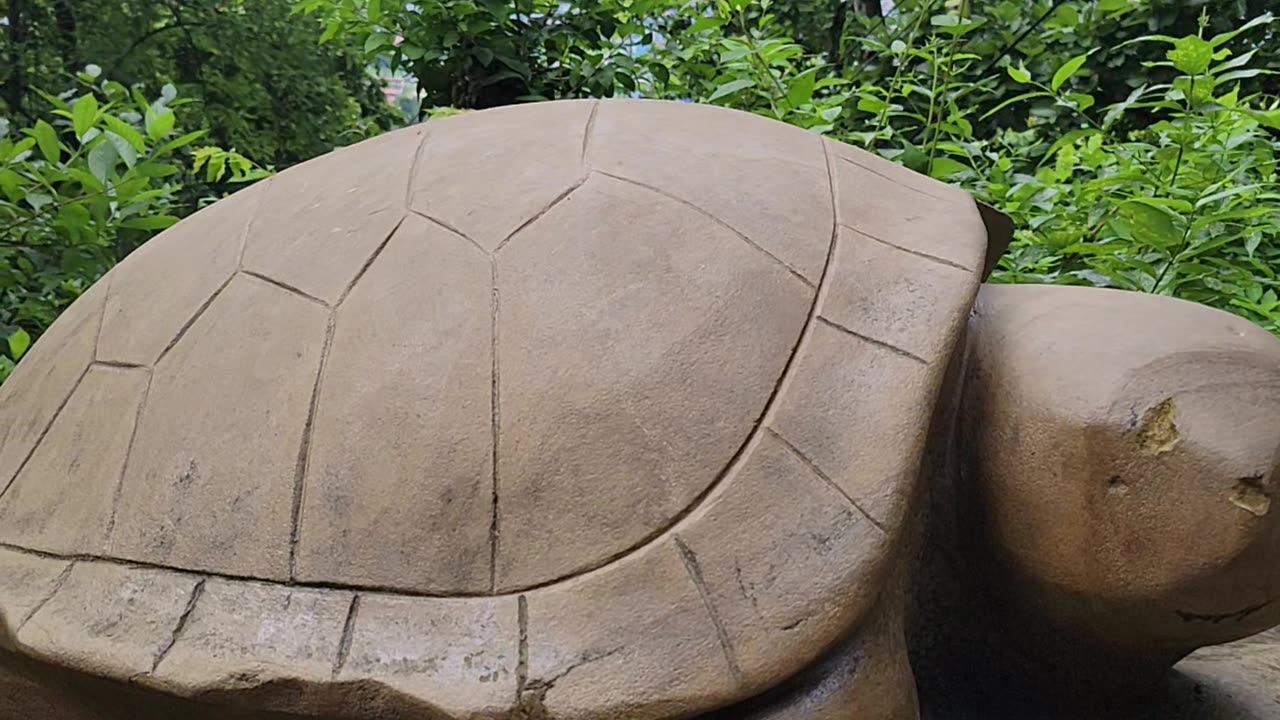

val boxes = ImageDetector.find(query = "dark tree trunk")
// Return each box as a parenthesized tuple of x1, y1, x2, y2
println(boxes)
(53, 0, 78, 75)
(5, 0, 26, 116)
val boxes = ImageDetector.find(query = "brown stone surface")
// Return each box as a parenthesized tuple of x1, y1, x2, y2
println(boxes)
(963, 284, 1280, 653)
(99, 181, 267, 366)
(675, 430, 890, 693)
(16, 562, 198, 680)
(592, 100, 832, 283)
(0, 366, 148, 555)
(495, 172, 814, 591)
(151, 580, 352, 697)
(295, 215, 493, 594)
(0, 548, 71, 650)
(242, 125, 424, 305)
(0, 276, 106, 499)
(110, 275, 329, 579)
(337, 593, 518, 717)
(0, 99, 1006, 718)
(523, 540, 739, 719)
(409, 100, 592, 251)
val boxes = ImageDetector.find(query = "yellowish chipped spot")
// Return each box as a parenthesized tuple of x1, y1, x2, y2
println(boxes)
(1230, 477, 1272, 517)
(1136, 398, 1180, 455)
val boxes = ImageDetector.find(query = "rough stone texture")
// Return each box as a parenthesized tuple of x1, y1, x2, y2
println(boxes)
(495, 172, 813, 591)
(16, 562, 198, 680)
(591, 100, 831, 283)
(337, 593, 518, 717)
(99, 181, 267, 366)
(295, 215, 493, 594)
(0, 549, 72, 650)
(242, 125, 424, 305)
(0, 366, 148, 555)
(0, 275, 106, 499)
(523, 540, 739, 720)
(151, 581, 351, 699)
(110, 276, 329, 580)
(675, 430, 890, 694)
(409, 100, 592, 251)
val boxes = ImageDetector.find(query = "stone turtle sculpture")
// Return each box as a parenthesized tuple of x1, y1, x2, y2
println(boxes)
(0, 99, 1278, 720)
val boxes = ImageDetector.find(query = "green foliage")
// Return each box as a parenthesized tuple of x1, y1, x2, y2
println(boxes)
(0, 70, 267, 381)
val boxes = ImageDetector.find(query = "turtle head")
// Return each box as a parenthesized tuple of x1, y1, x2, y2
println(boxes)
(960, 283, 1280, 668)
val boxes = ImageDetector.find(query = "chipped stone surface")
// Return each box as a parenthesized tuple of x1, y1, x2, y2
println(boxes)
(153, 580, 350, 692)
(495, 173, 812, 591)
(676, 431, 890, 693)
(242, 126, 423, 305)
(0, 549, 71, 650)
(109, 276, 329, 580)
(0, 367, 148, 555)
(338, 593, 517, 717)
(524, 541, 738, 720)
(295, 215, 492, 594)
(0, 276, 106, 497)
(99, 182, 267, 366)
(591, 99, 832, 283)
(409, 100, 593, 251)
(17, 562, 198, 680)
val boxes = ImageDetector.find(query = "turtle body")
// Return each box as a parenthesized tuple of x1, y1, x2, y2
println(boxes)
(0, 99, 992, 719)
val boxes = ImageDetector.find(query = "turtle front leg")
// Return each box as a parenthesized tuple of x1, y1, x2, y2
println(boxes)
(915, 283, 1280, 714)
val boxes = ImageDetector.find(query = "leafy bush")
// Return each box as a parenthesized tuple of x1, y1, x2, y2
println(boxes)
(0, 70, 266, 381)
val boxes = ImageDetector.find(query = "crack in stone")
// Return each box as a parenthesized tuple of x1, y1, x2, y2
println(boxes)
(1177, 599, 1273, 625)
(840, 223, 973, 272)
(674, 535, 743, 684)
(240, 270, 329, 308)
(595, 170, 814, 289)
(764, 427, 888, 535)
(334, 214, 408, 309)
(815, 315, 928, 365)
(332, 593, 362, 679)
(489, 257, 502, 594)
(104, 368, 155, 552)
(837, 153, 956, 204)
(15, 560, 75, 633)
(408, 209, 487, 256)
(151, 577, 206, 673)
(0, 363, 92, 502)
(494, 176, 588, 254)
(154, 271, 235, 366)
(516, 646, 623, 718)
(404, 125, 432, 209)
(515, 594, 529, 701)
(581, 100, 600, 166)
(289, 314, 337, 580)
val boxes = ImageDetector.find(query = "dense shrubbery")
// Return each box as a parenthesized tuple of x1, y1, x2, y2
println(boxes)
(2, 0, 1278, 382)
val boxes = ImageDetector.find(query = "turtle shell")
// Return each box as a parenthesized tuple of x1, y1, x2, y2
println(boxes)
(0, 99, 989, 718)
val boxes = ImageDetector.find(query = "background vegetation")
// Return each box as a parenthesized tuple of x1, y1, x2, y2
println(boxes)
(2, 0, 1277, 382)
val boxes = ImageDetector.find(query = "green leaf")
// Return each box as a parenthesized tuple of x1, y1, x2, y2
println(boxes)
(1052, 53, 1091, 92)
(88, 140, 119, 184)
(1007, 63, 1031, 84)
(707, 78, 755, 102)
(104, 131, 139, 168)
(155, 129, 206, 155)
(103, 116, 146, 153)
(32, 120, 60, 163)
(1167, 36, 1213, 75)
(1118, 200, 1181, 248)
(7, 329, 30, 361)
(72, 94, 99, 139)
(785, 68, 817, 108)
(364, 31, 393, 54)
(1208, 12, 1273, 49)
(930, 157, 970, 178)
(120, 215, 180, 230)
(367, 0, 382, 22)
(145, 108, 176, 141)
(688, 16, 726, 33)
